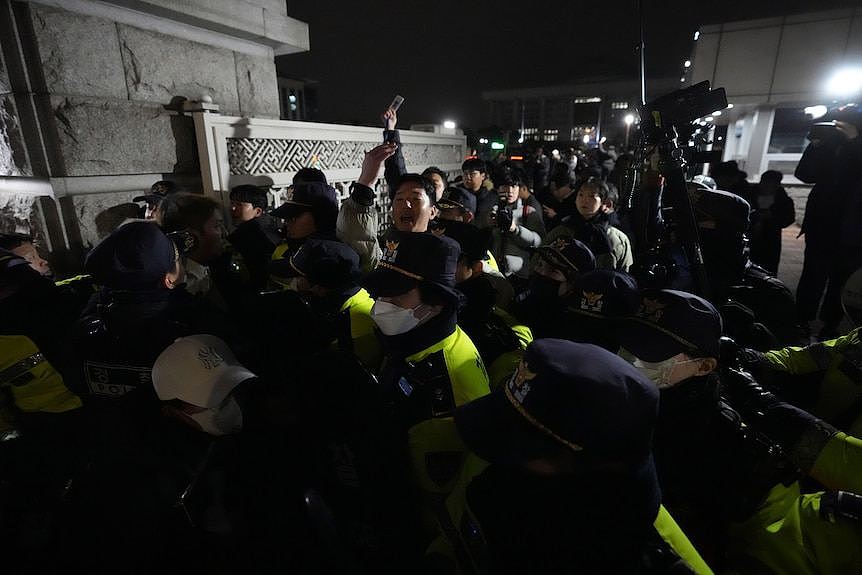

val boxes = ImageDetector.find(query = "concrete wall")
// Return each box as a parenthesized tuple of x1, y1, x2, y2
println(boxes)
(689, 8, 862, 106)
(0, 0, 304, 272)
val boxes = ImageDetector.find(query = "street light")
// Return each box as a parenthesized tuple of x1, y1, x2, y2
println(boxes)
(624, 114, 635, 148)
(826, 68, 862, 98)
(443, 120, 456, 130)
(684, 60, 691, 68)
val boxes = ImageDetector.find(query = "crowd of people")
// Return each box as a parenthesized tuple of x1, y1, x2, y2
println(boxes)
(1, 106, 861, 575)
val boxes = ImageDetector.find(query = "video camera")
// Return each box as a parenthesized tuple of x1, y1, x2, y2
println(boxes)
(639, 81, 727, 145)
(627, 81, 728, 298)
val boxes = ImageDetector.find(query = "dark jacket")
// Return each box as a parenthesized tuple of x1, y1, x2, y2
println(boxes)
(796, 136, 862, 247)
(467, 463, 660, 574)
(747, 185, 795, 273)
(654, 375, 796, 553)
(227, 213, 281, 290)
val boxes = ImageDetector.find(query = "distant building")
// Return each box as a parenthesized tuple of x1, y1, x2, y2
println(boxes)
(687, 7, 862, 182)
(482, 77, 678, 147)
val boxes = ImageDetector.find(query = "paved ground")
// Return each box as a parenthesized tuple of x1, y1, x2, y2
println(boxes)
(777, 223, 804, 292)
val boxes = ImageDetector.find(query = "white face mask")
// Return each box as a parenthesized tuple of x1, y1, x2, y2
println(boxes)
(370, 299, 422, 336)
(188, 396, 243, 436)
(618, 348, 700, 389)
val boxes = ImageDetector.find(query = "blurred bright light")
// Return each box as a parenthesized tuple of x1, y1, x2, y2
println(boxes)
(443, 120, 456, 129)
(826, 68, 862, 97)
(684, 60, 691, 68)
(712, 111, 722, 116)
(704, 116, 714, 122)
(478, 137, 488, 144)
(804, 105, 829, 119)
(726, 103, 734, 109)
(624, 113, 635, 125)
(680, 77, 686, 82)
(600, 137, 607, 144)
(693, 31, 700, 41)
(518, 137, 524, 144)
(582, 135, 590, 144)
(490, 142, 505, 150)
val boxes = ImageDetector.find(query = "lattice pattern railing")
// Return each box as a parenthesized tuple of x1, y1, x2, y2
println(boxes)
(193, 112, 466, 231)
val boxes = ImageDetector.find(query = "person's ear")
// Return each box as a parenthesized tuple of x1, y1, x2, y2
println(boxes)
(695, 357, 718, 376)
(464, 211, 475, 224)
(471, 261, 484, 276)
(253, 207, 263, 218)
(430, 205, 439, 219)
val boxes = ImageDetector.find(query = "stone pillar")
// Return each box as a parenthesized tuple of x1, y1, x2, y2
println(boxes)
(744, 105, 776, 180)
(0, 0, 308, 274)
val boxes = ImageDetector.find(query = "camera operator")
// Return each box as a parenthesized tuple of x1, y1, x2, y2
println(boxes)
(489, 173, 545, 287)
(795, 105, 862, 341)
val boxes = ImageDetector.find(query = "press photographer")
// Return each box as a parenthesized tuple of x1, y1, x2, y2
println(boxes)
(489, 172, 546, 289)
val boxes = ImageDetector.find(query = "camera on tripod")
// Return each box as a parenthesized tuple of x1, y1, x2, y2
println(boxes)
(638, 81, 727, 147)
(627, 81, 728, 297)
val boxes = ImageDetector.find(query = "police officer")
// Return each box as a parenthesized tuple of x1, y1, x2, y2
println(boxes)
(360, 231, 490, 568)
(437, 220, 531, 389)
(269, 181, 340, 288)
(516, 237, 596, 338)
(617, 289, 861, 574)
(560, 269, 640, 352)
(454, 339, 676, 573)
(740, 326, 862, 437)
(273, 237, 382, 371)
(227, 184, 281, 291)
(133, 179, 177, 220)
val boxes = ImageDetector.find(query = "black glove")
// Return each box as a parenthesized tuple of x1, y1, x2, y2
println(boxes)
(720, 366, 837, 472)
(719, 336, 773, 384)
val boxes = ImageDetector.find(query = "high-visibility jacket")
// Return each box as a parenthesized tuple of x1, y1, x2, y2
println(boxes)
(765, 327, 862, 435)
(0, 335, 82, 425)
(336, 288, 382, 371)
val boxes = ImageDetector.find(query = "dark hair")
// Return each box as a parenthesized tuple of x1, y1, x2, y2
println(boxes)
(159, 193, 221, 233)
(579, 177, 610, 201)
(461, 158, 486, 174)
(293, 167, 328, 185)
(552, 171, 576, 190)
(760, 170, 783, 184)
(422, 166, 449, 187)
(0, 233, 34, 251)
(395, 173, 438, 206)
(229, 184, 268, 210)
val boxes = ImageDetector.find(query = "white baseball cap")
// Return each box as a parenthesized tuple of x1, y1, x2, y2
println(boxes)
(152, 334, 256, 407)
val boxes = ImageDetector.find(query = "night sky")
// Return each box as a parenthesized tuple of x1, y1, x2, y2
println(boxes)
(276, 0, 862, 130)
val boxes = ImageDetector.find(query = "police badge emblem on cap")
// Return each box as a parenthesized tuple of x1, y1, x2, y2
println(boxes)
(581, 291, 604, 312)
(382, 240, 399, 263)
